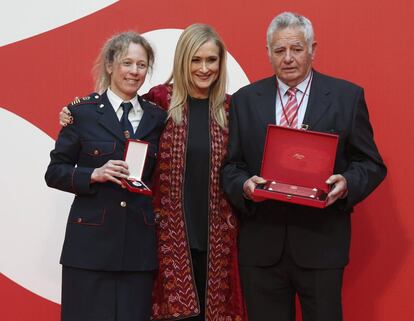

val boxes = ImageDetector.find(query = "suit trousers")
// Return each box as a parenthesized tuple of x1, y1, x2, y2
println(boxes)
(239, 237, 344, 321)
(61, 266, 154, 321)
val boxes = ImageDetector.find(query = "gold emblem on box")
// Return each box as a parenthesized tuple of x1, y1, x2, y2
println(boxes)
(293, 153, 305, 160)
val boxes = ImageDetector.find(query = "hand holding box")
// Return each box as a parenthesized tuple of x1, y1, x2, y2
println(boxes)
(122, 139, 152, 196)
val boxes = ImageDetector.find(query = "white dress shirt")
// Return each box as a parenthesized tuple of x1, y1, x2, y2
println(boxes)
(275, 71, 313, 128)
(107, 87, 143, 133)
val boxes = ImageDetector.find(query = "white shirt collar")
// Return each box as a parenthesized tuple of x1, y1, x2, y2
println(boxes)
(106, 87, 141, 114)
(276, 71, 313, 96)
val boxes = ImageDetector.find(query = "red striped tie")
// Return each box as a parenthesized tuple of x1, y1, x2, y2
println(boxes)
(280, 87, 299, 128)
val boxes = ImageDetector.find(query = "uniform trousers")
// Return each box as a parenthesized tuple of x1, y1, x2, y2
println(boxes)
(239, 238, 344, 321)
(61, 266, 154, 321)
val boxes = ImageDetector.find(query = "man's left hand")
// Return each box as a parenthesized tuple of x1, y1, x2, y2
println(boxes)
(325, 174, 348, 206)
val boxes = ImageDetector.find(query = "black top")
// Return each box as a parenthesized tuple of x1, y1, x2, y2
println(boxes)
(184, 97, 210, 251)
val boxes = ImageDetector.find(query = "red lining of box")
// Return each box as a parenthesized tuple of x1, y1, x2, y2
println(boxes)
(253, 125, 338, 208)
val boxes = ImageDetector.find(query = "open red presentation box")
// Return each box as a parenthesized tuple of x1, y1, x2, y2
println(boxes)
(252, 125, 338, 208)
(122, 139, 152, 196)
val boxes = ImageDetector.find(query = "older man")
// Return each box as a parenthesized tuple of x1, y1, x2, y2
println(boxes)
(222, 12, 386, 321)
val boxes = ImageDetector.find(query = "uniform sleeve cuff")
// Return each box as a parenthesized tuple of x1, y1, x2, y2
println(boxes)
(72, 167, 95, 195)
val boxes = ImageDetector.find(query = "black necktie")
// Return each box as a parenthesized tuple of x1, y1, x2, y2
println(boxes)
(120, 102, 134, 139)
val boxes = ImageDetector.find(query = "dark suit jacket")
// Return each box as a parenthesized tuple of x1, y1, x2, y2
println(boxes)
(221, 71, 386, 269)
(45, 91, 167, 272)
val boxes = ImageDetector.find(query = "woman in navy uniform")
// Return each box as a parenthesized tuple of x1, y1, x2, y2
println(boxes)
(45, 32, 166, 321)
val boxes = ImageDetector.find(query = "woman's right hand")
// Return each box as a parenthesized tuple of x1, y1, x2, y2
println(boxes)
(91, 160, 130, 186)
(60, 106, 73, 126)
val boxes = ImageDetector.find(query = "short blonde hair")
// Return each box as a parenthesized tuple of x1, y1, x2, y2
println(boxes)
(167, 24, 228, 128)
(93, 31, 154, 93)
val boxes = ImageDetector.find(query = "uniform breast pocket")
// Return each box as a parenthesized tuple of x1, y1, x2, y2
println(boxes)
(80, 140, 117, 165)
(68, 198, 106, 226)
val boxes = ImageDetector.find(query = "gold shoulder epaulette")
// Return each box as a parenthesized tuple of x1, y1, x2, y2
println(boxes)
(69, 93, 101, 107)
(142, 98, 162, 109)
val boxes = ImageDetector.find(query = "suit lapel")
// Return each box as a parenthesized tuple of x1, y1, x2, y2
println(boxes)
(302, 71, 331, 130)
(255, 76, 278, 128)
(97, 92, 126, 142)
(135, 98, 157, 139)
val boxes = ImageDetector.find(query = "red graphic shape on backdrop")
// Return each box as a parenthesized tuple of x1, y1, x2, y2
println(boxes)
(1, 1, 411, 321)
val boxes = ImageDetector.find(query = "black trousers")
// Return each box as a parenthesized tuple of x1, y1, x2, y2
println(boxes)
(239, 243, 344, 321)
(186, 249, 208, 321)
(61, 266, 154, 321)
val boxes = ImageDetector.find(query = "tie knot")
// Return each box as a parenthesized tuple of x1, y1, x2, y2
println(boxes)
(121, 102, 133, 114)
(287, 87, 298, 97)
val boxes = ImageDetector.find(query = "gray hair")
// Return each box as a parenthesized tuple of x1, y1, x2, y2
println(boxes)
(93, 31, 154, 93)
(266, 12, 314, 53)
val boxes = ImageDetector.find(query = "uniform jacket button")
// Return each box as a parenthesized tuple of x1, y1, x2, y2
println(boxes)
(76, 217, 82, 223)
(93, 149, 99, 156)
(120, 201, 127, 207)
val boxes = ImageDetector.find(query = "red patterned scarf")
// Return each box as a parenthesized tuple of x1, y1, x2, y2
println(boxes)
(146, 85, 246, 321)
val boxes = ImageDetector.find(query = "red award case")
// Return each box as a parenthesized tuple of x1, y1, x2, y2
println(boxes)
(252, 125, 338, 208)
(122, 139, 152, 196)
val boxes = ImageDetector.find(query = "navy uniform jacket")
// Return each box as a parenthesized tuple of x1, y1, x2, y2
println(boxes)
(45, 91, 167, 272)
(221, 71, 387, 269)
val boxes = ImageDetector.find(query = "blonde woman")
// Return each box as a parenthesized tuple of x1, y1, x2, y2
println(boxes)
(47, 32, 166, 321)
